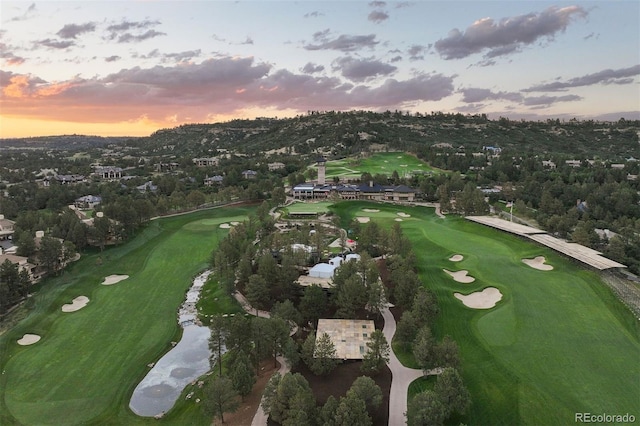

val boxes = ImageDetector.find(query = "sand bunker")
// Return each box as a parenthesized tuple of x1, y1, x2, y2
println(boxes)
(522, 256, 553, 271)
(449, 254, 464, 262)
(230, 221, 240, 226)
(17, 334, 41, 345)
(102, 275, 129, 286)
(362, 208, 380, 213)
(62, 296, 89, 312)
(395, 218, 403, 222)
(219, 223, 231, 229)
(397, 212, 411, 218)
(455, 287, 502, 309)
(356, 217, 370, 223)
(443, 269, 475, 283)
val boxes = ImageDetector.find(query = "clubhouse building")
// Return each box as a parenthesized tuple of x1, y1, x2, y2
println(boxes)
(292, 157, 417, 202)
(291, 181, 417, 202)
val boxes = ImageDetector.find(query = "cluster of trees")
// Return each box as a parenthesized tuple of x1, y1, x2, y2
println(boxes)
(0, 260, 30, 313)
(204, 307, 390, 424)
(481, 160, 640, 272)
(406, 367, 471, 426)
(262, 373, 383, 426)
(204, 313, 296, 422)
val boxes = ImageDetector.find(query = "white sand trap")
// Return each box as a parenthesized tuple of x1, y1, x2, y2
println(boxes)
(384, 160, 389, 163)
(62, 296, 89, 312)
(362, 208, 380, 213)
(400, 164, 408, 167)
(522, 256, 553, 271)
(455, 287, 502, 309)
(356, 216, 370, 223)
(443, 269, 475, 283)
(219, 223, 231, 229)
(17, 334, 41, 345)
(397, 212, 411, 217)
(395, 218, 403, 222)
(230, 221, 240, 226)
(449, 254, 464, 262)
(102, 275, 129, 286)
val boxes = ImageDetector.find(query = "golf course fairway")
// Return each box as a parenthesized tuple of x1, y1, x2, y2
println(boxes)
(0, 206, 252, 425)
(333, 201, 639, 425)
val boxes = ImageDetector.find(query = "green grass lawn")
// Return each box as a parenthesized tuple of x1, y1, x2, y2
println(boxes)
(284, 200, 335, 214)
(331, 201, 640, 425)
(317, 152, 442, 180)
(0, 206, 253, 426)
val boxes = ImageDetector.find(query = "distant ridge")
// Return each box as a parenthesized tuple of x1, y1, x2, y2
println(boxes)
(0, 134, 140, 150)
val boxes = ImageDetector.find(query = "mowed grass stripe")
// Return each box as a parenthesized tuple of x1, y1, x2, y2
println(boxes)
(0, 207, 252, 425)
(321, 152, 442, 179)
(331, 201, 640, 425)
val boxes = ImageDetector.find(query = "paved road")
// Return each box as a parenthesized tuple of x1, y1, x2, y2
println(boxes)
(382, 305, 424, 426)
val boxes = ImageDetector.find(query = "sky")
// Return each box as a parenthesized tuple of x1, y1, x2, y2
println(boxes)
(0, 0, 639, 138)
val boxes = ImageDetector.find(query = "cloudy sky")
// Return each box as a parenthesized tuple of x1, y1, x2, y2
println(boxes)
(1, 0, 638, 137)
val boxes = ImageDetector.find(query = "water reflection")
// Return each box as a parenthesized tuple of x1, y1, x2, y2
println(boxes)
(129, 271, 212, 417)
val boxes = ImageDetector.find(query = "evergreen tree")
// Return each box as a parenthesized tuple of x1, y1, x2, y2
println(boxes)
(299, 284, 327, 327)
(209, 315, 228, 377)
(413, 325, 437, 372)
(302, 332, 341, 376)
(406, 390, 447, 426)
(335, 392, 372, 426)
(229, 351, 256, 400)
(361, 330, 390, 375)
(434, 367, 471, 417)
(203, 376, 239, 424)
(347, 376, 383, 413)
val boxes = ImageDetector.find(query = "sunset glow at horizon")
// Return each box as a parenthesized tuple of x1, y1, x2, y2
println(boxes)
(1, 0, 638, 138)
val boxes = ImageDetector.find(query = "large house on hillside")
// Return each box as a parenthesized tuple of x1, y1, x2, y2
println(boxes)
(291, 181, 417, 202)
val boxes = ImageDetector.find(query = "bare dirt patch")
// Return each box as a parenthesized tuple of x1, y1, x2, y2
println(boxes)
(101, 275, 129, 285)
(292, 360, 391, 426)
(61, 296, 89, 312)
(17, 334, 41, 345)
(443, 269, 475, 283)
(522, 256, 553, 271)
(454, 287, 503, 309)
(215, 360, 279, 426)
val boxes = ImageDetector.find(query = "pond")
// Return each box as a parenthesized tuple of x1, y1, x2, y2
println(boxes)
(129, 270, 212, 417)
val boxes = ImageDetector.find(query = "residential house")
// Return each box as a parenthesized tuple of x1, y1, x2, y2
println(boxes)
(0, 215, 15, 242)
(0, 253, 37, 282)
(75, 195, 102, 210)
(136, 181, 158, 193)
(242, 170, 258, 179)
(204, 175, 224, 186)
(193, 157, 219, 167)
(94, 166, 123, 180)
(268, 162, 285, 171)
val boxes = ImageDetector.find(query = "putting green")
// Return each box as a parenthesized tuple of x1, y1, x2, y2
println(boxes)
(284, 201, 334, 214)
(332, 201, 640, 425)
(0, 206, 252, 425)
(317, 152, 442, 179)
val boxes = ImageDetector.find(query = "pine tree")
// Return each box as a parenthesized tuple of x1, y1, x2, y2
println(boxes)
(203, 376, 239, 424)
